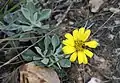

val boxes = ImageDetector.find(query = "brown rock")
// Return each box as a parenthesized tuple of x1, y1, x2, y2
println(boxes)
(20, 62, 60, 83)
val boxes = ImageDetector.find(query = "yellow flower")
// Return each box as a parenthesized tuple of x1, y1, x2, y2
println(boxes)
(62, 27, 98, 64)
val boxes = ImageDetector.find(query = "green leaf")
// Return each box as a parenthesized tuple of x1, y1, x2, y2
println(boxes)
(49, 57, 54, 63)
(51, 35, 60, 52)
(22, 49, 37, 61)
(17, 13, 31, 25)
(19, 33, 30, 42)
(30, 34, 38, 44)
(35, 47, 44, 57)
(44, 36, 51, 52)
(21, 25, 32, 32)
(55, 56, 59, 61)
(38, 9, 51, 21)
(41, 58, 49, 65)
(4, 12, 19, 24)
(55, 45, 62, 54)
(33, 56, 42, 60)
(0, 21, 5, 29)
(41, 24, 49, 29)
(34, 22, 41, 27)
(43, 36, 51, 55)
(57, 54, 64, 59)
(33, 12, 38, 22)
(31, 12, 38, 23)
(8, 24, 21, 30)
(34, 61, 45, 67)
(59, 59, 71, 68)
(26, 1, 36, 15)
(27, 0, 33, 3)
(21, 7, 30, 20)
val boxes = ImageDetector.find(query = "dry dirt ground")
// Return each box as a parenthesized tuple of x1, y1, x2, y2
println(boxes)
(60, 0, 120, 83)
(0, 0, 120, 83)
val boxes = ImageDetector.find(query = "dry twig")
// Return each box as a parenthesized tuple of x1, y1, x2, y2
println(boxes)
(55, 2, 73, 27)
(90, 13, 115, 38)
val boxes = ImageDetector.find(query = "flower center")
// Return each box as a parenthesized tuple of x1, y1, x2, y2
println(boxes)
(74, 40, 84, 51)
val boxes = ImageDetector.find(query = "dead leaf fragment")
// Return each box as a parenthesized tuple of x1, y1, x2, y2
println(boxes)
(20, 62, 60, 83)
(89, 0, 104, 12)
(109, 7, 120, 13)
(93, 55, 110, 70)
(87, 77, 102, 83)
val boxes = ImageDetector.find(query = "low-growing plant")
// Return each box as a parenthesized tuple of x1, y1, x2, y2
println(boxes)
(3, 0, 51, 32)
(0, 0, 71, 70)
(22, 34, 71, 69)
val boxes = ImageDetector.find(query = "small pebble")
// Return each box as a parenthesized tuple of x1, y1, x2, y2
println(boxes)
(108, 34, 114, 40)
(115, 20, 120, 25)
(69, 21, 74, 25)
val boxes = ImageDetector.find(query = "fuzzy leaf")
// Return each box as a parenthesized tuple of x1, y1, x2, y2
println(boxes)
(43, 36, 51, 55)
(22, 49, 37, 61)
(52, 35, 60, 52)
(19, 33, 30, 42)
(44, 36, 51, 51)
(33, 56, 42, 60)
(59, 59, 71, 68)
(21, 25, 32, 32)
(38, 9, 51, 21)
(55, 45, 62, 54)
(21, 7, 30, 20)
(41, 24, 49, 29)
(33, 12, 38, 22)
(34, 22, 42, 27)
(17, 12, 31, 25)
(26, 1, 37, 17)
(31, 12, 38, 23)
(4, 12, 19, 24)
(8, 24, 21, 30)
(27, 0, 33, 3)
(35, 47, 44, 57)
(0, 21, 5, 29)
(34, 61, 45, 67)
(41, 58, 49, 65)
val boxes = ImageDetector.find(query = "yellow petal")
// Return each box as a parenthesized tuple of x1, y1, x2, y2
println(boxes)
(65, 33, 74, 40)
(70, 52, 77, 62)
(62, 46, 75, 54)
(73, 29, 79, 40)
(85, 40, 98, 48)
(79, 27, 85, 41)
(83, 54, 88, 64)
(78, 51, 84, 64)
(84, 49, 93, 58)
(62, 39, 74, 46)
(83, 29, 91, 41)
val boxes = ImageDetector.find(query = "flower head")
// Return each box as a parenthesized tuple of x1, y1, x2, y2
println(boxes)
(62, 27, 98, 64)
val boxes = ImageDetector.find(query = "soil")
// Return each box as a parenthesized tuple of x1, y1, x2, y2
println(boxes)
(1, 0, 120, 83)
